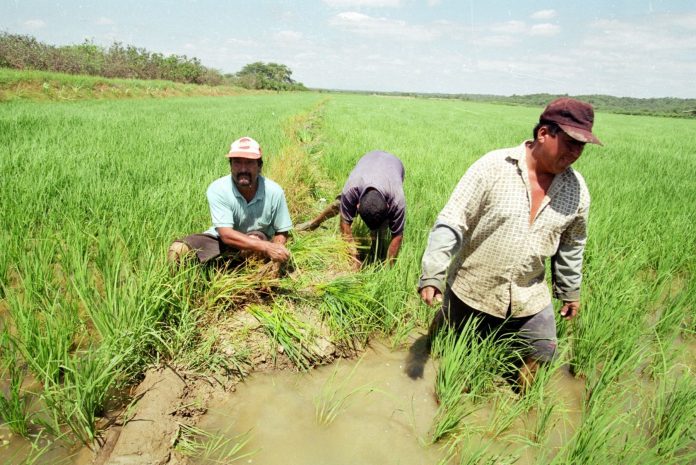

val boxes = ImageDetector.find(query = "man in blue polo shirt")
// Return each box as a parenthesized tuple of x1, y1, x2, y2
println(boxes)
(168, 136, 293, 265)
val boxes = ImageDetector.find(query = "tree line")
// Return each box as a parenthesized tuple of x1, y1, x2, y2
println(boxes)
(0, 33, 306, 91)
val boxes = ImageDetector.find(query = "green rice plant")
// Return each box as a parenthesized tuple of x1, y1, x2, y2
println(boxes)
(174, 423, 255, 463)
(429, 320, 517, 443)
(39, 346, 129, 447)
(314, 357, 374, 425)
(648, 370, 696, 462)
(312, 273, 393, 345)
(437, 434, 521, 465)
(0, 358, 31, 437)
(248, 301, 319, 371)
(7, 290, 77, 385)
(550, 351, 645, 465)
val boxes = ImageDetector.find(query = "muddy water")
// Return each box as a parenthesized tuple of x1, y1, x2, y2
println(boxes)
(0, 427, 92, 465)
(197, 339, 588, 465)
(198, 340, 448, 465)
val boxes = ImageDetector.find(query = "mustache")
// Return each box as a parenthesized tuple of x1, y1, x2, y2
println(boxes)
(236, 172, 252, 178)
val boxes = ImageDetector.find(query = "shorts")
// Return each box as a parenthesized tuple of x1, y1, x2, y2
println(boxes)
(432, 287, 557, 363)
(177, 231, 268, 263)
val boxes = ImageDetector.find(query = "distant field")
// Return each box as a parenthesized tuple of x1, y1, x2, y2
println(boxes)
(1, 92, 695, 463)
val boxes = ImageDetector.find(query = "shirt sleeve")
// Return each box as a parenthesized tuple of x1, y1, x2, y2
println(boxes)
(273, 190, 293, 233)
(207, 182, 235, 229)
(419, 158, 489, 292)
(551, 203, 588, 302)
(418, 222, 461, 293)
(388, 195, 406, 236)
(339, 186, 360, 224)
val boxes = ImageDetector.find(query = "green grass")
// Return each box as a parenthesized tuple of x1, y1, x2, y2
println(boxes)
(1, 90, 695, 462)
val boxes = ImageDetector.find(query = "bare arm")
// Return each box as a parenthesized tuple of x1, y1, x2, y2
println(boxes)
(386, 234, 403, 265)
(217, 227, 291, 262)
(272, 232, 289, 245)
(340, 219, 361, 268)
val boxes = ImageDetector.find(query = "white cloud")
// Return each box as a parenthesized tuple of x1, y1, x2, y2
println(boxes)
(226, 37, 257, 47)
(490, 20, 526, 35)
(530, 9, 557, 20)
(23, 19, 46, 30)
(530, 23, 560, 37)
(329, 11, 440, 41)
(322, 0, 401, 7)
(274, 30, 303, 42)
(95, 17, 114, 26)
(427, 0, 442, 6)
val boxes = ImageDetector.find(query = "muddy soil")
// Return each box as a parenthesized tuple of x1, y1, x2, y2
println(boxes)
(90, 300, 345, 465)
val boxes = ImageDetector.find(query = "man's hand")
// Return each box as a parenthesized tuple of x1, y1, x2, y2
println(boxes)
(264, 242, 291, 263)
(420, 286, 443, 307)
(560, 301, 580, 320)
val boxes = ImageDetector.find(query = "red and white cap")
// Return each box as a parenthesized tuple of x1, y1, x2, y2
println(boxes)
(226, 136, 262, 159)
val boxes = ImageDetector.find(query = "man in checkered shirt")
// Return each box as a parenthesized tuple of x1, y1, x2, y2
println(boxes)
(418, 97, 602, 390)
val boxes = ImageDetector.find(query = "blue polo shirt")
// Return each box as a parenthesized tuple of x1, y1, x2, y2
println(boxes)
(204, 175, 293, 238)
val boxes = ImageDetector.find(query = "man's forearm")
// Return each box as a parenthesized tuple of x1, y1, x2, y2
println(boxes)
(386, 234, 403, 263)
(272, 232, 289, 245)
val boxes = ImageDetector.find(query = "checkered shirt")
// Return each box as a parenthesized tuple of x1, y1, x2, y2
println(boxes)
(420, 142, 590, 318)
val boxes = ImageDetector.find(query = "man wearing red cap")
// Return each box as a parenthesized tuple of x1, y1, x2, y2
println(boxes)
(418, 98, 602, 390)
(168, 136, 292, 265)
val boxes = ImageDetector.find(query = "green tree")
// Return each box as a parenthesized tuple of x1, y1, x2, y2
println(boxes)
(234, 62, 306, 91)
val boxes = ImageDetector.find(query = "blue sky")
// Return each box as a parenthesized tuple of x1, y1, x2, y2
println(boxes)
(2, 0, 695, 97)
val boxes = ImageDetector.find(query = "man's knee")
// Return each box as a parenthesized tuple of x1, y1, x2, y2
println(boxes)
(168, 241, 192, 264)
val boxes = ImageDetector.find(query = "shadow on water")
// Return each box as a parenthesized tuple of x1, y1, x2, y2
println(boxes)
(405, 334, 431, 380)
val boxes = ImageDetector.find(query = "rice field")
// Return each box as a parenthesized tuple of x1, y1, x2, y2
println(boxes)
(1, 91, 695, 464)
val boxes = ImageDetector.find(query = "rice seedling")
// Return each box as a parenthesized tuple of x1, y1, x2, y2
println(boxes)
(39, 347, 130, 447)
(313, 357, 374, 425)
(311, 273, 393, 346)
(248, 301, 319, 371)
(437, 434, 521, 465)
(429, 320, 517, 443)
(174, 423, 255, 463)
(0, 359, 30, 437)
(648, 370, 696, 462)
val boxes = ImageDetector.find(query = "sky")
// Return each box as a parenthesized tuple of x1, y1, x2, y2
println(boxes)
(1, 0, 695, 98)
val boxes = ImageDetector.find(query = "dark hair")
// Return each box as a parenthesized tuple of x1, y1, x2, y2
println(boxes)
(358, 189, 388, 230)
(532, 120, 562, 140)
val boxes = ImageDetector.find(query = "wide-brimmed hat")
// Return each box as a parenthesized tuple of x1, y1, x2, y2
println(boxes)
(226, 136, 262, 159)
(540, 98, 603, 145)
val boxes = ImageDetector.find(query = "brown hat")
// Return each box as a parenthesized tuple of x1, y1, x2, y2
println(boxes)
(540, 98, 603, 146)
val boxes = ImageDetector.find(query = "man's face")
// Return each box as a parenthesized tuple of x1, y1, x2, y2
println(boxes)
(230, 157, 261, 189)
(540, 128, 586, 174)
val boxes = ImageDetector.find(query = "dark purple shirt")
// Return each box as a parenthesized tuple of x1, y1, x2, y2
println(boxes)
(340, 151, 406, 235)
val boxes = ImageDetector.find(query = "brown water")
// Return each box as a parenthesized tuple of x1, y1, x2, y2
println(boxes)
(198, 340, 447, 465)
(197, 339, 588, 465)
